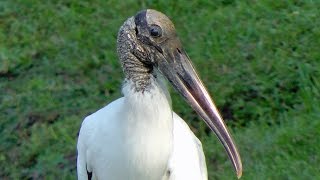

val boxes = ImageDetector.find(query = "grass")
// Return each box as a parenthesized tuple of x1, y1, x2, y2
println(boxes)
(1, 0, 319, 179)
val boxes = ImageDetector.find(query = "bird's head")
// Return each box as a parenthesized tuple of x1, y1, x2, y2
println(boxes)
(117, 9, 183, 90)
(117, 9, 242, 178)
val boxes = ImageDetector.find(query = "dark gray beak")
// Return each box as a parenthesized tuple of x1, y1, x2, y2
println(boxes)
(157, 39, 242, 178)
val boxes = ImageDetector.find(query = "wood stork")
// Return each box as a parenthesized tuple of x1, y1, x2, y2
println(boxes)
(77, 9, 242, 180)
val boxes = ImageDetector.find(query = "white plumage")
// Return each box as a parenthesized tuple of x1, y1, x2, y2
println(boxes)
(77, 78, 207, 179)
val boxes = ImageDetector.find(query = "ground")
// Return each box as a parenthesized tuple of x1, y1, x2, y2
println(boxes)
(0, 0, 319, 179)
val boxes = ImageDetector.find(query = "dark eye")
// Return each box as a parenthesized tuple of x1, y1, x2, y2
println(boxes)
(149, 25, 162, 38)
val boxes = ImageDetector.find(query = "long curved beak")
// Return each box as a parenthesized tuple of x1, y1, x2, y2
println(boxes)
(157, 39, 242, 178)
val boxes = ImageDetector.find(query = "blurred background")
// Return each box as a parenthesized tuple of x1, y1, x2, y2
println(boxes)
(1, 0, 319, 179)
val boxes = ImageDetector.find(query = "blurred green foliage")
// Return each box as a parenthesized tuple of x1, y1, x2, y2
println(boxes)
(0, 0, 319, 179)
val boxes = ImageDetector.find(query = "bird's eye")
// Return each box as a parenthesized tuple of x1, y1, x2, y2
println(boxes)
(149, 25, 162, 38)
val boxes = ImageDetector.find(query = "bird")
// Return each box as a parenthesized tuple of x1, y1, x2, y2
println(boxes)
(77, 9, 242, 180)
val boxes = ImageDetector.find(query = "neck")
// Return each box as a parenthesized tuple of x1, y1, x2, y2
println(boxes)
(121, 78, 173, 179)
(122, 74, 171, 102)
(123, 61, 152, 92)
(121, 75, 172, 131)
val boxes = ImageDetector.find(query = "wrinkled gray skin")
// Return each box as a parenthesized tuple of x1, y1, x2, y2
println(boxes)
(117, 17, 151, 91)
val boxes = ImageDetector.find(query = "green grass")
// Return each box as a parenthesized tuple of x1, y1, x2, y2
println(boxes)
(1, 0, 319, 179)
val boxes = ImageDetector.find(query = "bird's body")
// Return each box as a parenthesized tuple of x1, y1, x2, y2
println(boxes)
(77, 78, 206, 180)
(77, 9, 242, 180)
